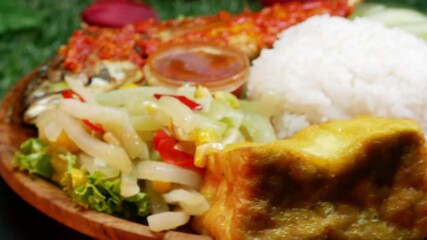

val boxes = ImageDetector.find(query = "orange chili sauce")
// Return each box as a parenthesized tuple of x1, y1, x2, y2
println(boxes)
(151, 48, 246, 84)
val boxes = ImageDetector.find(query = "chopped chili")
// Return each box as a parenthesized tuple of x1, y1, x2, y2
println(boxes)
(61, 90, 106, 135)
(153, 129, 205, 175)
(154, 94, 203, 111)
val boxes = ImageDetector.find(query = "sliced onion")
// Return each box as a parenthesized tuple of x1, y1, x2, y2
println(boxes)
(130, 115, 163, 131)
(162, 189, 209, 216)
(35, 109, 57, 139)
(43, 121, 62, 142)
(79, 153, 120, 178)
(102, 132, 121, 146)
(52, 110, 132, 173)
(113, 113, 148, 159)
(147, 211, 190, 232)
(59, 98, 122, 123)
(158, 96, 195, 133)
(96, 86, 174, 107)
(59, 99, 148, 159)
(64, 74, 97, 104)
(120, 171, 140, 197)
(136, 161, 202, 189)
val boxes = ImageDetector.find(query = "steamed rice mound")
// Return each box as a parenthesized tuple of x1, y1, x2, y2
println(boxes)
(248, 15, 427, 138)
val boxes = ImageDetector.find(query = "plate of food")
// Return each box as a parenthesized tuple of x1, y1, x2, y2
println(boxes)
(2, 0, 427, 239)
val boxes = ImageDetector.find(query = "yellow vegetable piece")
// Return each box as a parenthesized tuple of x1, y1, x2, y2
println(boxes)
(194, 148, 207, 168)
(194, 142, 223, 168)
(50, 154, 70, 185)
(70, 169, 86, 188)
(195, 129, 216, 146)
(195, 85, 211, 99)
(119, 83, 139, 89)
(152, 180, 172, 193)
(143, 101, 158, 113)
(50, 130, 79, 153)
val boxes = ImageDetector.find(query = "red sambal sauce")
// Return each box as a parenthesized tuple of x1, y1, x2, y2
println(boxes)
(59, 25, 148, 72)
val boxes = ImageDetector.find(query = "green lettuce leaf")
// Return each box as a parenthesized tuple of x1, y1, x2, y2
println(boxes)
(71, 171, 151, 219)
(14, 138, 77, 183)
(52, 151, 77, 186)
(14, 138, 52, 178)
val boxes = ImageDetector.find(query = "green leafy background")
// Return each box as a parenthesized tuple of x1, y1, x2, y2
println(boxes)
(0, 0, 425, 99)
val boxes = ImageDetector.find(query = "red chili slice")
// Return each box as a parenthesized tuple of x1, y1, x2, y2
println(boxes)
(154, 94, 203, 111)
(61, 90, 106, 135)
(153, 129, 205, 175)
(61, 89, 85, 101)
(81, 119, 105, 135)
(157, 138, 194, 167)
(153, 128, 170, 150)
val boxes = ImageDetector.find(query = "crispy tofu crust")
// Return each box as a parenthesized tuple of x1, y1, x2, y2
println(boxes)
(194, 116, 427, 240)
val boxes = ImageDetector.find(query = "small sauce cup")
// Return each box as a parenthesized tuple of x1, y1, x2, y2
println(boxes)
(145, 42, 250, 94)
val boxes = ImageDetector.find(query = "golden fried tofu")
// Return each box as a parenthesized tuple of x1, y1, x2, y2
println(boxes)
(193, 116, 427, 240)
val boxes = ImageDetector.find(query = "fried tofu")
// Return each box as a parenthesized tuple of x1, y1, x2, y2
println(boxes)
(193, 116, 427, 240)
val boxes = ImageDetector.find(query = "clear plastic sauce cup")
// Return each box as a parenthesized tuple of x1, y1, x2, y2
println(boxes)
(145, 42, 250, 94)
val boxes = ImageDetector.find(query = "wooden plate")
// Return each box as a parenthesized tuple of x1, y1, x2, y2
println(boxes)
(0, 70, 212, 240)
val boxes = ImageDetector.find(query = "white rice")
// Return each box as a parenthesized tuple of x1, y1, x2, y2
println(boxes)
(247, 15, 427, 138)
